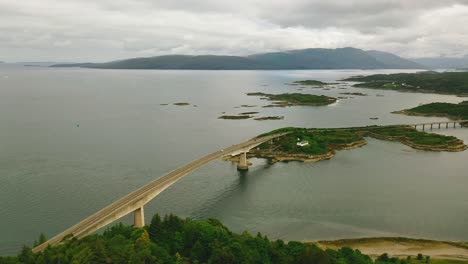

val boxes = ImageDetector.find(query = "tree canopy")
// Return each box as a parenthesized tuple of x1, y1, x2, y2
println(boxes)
(0, 214, 425, 264)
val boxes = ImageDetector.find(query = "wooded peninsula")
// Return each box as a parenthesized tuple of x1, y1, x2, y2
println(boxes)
(344, 71, 468, 96)
(394, 101, 468, 125)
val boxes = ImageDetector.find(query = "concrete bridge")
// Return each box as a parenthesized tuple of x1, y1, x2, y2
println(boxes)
(32, 120, 468, 253)
(410, 120, 468, 130)
(32, 132, 288, 253)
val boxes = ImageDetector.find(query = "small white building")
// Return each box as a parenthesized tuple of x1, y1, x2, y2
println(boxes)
(297, 140, 309, 147)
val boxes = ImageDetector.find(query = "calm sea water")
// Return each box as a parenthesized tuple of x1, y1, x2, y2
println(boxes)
(0, 65, 467, 255)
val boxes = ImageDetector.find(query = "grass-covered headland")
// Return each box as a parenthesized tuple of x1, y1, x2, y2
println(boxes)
(1, 214, 462, 264)
(343, 71, 468, 95)
(246, 125, 467, 163)
(395, 101, 468, 124)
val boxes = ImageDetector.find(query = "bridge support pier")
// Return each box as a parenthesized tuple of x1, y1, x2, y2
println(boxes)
(133, 206, 145, 227)
(237, 152, 249, 171)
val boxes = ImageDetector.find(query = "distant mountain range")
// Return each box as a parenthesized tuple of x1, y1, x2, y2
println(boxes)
(51, 47, 425, 70)
(410, 57, 468, 69)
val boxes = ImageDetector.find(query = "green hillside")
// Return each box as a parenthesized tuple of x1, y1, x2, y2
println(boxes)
(0, 214, 448, 264)
(403, 101, 468, 120)
(51, 48, 424, 70)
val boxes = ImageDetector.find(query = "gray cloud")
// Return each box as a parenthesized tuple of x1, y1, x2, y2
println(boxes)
(257, 1, 467, 29)
(0, 0, 468, 62)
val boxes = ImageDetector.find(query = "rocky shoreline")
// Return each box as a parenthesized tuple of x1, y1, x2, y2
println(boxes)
(226, 139, 368, 164)
(361, 130, 468, 152)
(224, 129, 466, 165)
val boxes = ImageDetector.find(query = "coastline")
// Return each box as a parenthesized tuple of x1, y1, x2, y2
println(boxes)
(315, 237, 468, 261)
(225, 129, 466, 164)
(361, 130, 468, 152)
(346, 82, 468, 98)
(224, 140, 368, 163)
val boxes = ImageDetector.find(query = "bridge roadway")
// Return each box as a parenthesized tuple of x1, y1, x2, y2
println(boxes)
(33, 132, 288, 253)
(410, 119, 468, 130)
(32, 120, 468, 252)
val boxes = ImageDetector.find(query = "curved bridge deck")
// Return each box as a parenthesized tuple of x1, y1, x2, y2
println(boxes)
(33, 132, 288, 252)
(32, 120, 468, 252)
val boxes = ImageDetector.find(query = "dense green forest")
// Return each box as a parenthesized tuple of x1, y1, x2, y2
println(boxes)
(403, 101, 468, 120)
(0, 214, 435, 264)
(344, 72, 468, 95)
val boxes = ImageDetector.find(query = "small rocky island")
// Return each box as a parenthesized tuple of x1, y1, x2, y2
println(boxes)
(234, 104, 257, 108)
(246, 92, 336, 107)
(218, 113, 284, 121)
(254, 116, 284, 121)
(173, 102, 191, 106)
(225, 126, 467, 164)
(394, 101, 468, 127)
(339, 92, 368, 96)
(291, 80, 334, 86)
(218, 115, 252, 120)
(160, 102, 192, 106)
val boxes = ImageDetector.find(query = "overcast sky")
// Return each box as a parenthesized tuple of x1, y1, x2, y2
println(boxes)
(1, 0, 468, 62)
